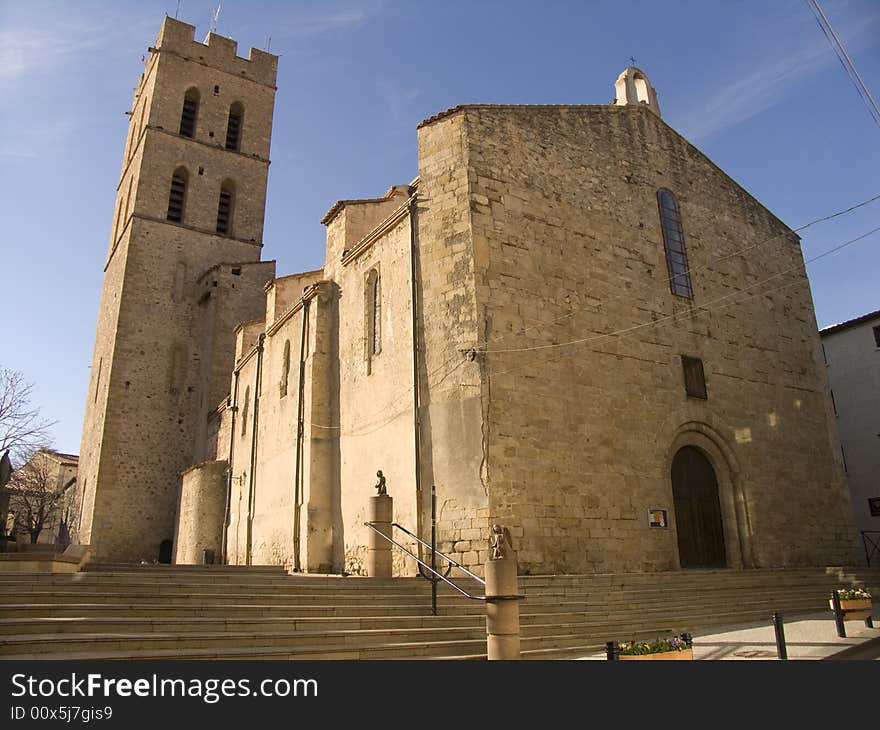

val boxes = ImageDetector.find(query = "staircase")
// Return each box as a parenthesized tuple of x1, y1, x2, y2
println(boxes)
(0, 564, 876, 659)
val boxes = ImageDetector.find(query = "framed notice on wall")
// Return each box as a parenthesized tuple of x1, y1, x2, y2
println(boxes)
(648, 509, 668, 528)
(868, 497, 880, 517)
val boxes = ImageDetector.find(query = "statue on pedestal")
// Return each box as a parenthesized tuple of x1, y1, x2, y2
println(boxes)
(490, 524, 514, 560)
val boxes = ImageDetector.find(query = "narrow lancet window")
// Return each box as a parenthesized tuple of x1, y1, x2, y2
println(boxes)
(225, 102, 243, 151)
(657, 188, 694, 298)
(241, 386, 250, 436)
(216, 182, 234, 235)
(166, 168, 188, 223)
(179, 88, 199, 138)
(280, 340, 291, 397)
(365, 269, 381, 373)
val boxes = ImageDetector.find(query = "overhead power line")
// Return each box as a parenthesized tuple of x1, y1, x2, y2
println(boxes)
(484, 223, 880, 356)
(807, 0, 880, 127)
(306, 221, 879, 435)
(474, 191, 880, 354)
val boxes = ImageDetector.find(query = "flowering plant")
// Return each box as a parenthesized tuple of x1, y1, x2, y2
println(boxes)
(837, 588, 872, 601)
(617, 633, 692, 656)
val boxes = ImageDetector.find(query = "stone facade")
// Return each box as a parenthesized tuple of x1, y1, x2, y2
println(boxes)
(77, 18, 859, 575)
(450, 103, 856, 572)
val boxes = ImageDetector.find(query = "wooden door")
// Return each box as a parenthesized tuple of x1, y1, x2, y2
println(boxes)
(672, 446, 726, 568)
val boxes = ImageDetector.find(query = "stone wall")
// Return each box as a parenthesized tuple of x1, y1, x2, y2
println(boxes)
(323, 196, 419, 575)
(440, 104, 858, 573)
(413, 116, 489, 573)
(173, 460, 227, 564)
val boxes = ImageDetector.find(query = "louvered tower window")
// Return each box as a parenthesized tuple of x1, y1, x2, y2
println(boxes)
(216, 182, 234, 235)
(179, 88, 199, 138)
(657, 188, 694, 298)
(166, 168, 188, 223)
(225, 102, 244, 151)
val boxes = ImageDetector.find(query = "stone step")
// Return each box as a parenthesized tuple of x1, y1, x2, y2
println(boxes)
(83, 563, 288, 573)
(0, 602, 480, 619)
(0, 587, 477, 602)
(0, 591, 828, 626)
(3, 566, 871, 660)
(0, 629, 672, 661)
(0, 614, 484, 635)
(0, 624, 493, 655)
(0, 613, 706, 639)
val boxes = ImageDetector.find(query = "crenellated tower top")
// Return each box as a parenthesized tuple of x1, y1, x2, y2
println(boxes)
(153, 16, 277, 88)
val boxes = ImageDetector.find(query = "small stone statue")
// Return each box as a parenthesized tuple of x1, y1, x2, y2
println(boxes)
(490, 524, 514, 560)
(375, 470, 387, 496)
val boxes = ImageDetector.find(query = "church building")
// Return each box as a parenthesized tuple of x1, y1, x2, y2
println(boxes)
(77, 17, 859, 576)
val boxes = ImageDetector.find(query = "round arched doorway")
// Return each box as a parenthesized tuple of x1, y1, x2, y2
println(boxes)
(672, 446, 726, 568)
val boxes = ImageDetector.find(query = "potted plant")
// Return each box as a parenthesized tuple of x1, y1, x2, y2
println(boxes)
(617, 634, 694, 661)
(830, 588, 873, 620)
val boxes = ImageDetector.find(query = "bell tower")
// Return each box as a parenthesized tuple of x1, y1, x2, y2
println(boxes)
(614, 66, 661, 116)
(77, 17, 278, 561)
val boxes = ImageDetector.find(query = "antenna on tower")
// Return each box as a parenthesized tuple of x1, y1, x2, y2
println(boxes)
(266, 35, 272, 52)
(204, 3, 221, 41)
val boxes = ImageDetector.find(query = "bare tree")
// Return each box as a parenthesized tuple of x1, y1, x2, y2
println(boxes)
(7, 453, 65, 544)
(0, 367, 55, 467)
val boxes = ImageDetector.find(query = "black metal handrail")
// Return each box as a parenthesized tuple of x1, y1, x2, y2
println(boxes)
(861, 531, 880, 567)
(364, 521, 486, 603)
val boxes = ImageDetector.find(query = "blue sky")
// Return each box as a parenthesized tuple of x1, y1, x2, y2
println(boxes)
(1, 0, 878, 455)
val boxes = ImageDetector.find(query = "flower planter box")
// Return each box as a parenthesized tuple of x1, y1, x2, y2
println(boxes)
(619, 648, 693, 661)
(830, 598, 872, 621)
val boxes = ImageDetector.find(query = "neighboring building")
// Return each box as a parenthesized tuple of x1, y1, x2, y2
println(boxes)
(79, 17, 859, 573)
(7, 450, 79, 546)
(820, 310, 880, 539)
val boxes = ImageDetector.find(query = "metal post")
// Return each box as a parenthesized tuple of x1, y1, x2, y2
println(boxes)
(831, 590, 846, 638)
(772, 612, 787, 660)
(431, 485, 437, 617)
(606, 641, 618, 661)
(866, 616, 874, 629)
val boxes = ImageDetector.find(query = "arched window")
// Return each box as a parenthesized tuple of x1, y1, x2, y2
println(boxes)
(241, 386, 250, 436)
(166, 167, 188, 223)
(279, 339, 291, 397)
(657, 189, 694, 298)
(225, 102, 244, 151)
(216, 181, 234, 235)
(365, 269, 381, 373)
(633, 75, 650, 105)
(179, 88, 199, 138)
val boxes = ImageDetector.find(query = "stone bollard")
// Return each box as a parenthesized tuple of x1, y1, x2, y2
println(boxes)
(485, 524, 522, 660)
(366, 492, 393, 578)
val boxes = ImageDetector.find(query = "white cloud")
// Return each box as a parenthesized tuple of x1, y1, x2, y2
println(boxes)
(379, 79, 420, 125)
(0, 24, 103, 81)
(678, 9, 879, 141)
(285, 9, 369, 36)
(267, 2, 388, 40)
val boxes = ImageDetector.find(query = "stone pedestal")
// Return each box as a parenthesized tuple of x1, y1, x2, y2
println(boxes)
(485, 551, 521, 660)
(366, 494, 393, 577)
